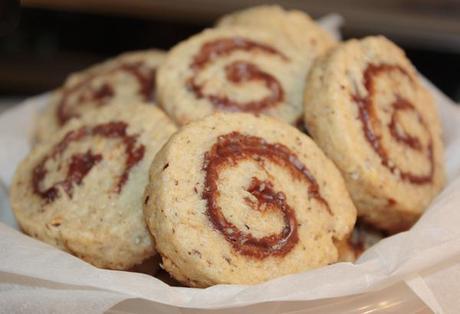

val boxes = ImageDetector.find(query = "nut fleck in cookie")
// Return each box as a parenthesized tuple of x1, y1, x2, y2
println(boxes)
(144, 113, 356, 287)
(11, 104, 177, 270)
(304, 36, 445, 233)
(35, 50, 165, 143)
(217, 5, 336, 56)
(156, 26, 313, 126)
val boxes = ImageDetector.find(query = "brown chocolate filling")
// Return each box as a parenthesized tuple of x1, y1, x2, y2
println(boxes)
(32, 121, 145, 202)
(57, 62, 155, 125)
(187, 37, 288, 112)
(352, 64, 434, 184)
(202, 132, 331, 259)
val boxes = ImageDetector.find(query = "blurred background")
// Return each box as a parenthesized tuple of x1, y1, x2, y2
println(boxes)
(1, 0, 460, 112)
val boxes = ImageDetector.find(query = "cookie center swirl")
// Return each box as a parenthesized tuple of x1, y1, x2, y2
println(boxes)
(187, 37, 288, 112)
(202, 132, 332, 259)
(57, 62, 155, 125)
(353, 64, 434, 184)
(32, 121, 145, 202)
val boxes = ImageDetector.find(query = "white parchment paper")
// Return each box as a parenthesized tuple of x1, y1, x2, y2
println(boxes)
(1, 16, 460, 313)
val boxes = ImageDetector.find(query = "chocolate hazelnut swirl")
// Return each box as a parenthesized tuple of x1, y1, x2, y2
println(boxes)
(187, 37, 288, 113)
(202, 132, 332, 259)
(144, 113, 357, 287)
(11, 104, 177, 270)
(32, 121, 145, 203)
(353, 63, 434, 184)
(157, 27, 311, 126)
(34, 50, 165, 144)
(303, 36, 445, 233)
(57, 62, 155, 126)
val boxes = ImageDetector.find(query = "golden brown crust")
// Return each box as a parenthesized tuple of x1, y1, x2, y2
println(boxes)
(11, 103, 177, 269)
(144, 113, 357, 286)
(304, 36, 445, 232)
(157, 26, 316, 126)
(34, 50, 165, 144)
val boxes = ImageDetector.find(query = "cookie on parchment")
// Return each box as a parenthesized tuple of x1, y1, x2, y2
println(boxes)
(144, 113, 357, 287)
(303, 36, 445, 233)
(35, 50, 165, 143)
(156, 26, 312, 126)
(11, 104, 177, 270)
(217, 5, 336, 56)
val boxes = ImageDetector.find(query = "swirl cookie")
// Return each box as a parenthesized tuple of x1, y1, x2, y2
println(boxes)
(156, 26, 311, 126)
(144, 113, 356, 287)
(217, 5, 336, 56)
(35, 49, 165, 143)
(11, 104, 177, 269)
(304, 36, 445, 233)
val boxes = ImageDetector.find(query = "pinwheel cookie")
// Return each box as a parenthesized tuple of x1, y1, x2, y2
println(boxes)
(144, 113, 357, 287)
(11, 104, 177, 269)
(35, 49, 165, 143)
(156, 26, 312, 126)
(304, 36, 445, 233)
(217, 5, 336, 56)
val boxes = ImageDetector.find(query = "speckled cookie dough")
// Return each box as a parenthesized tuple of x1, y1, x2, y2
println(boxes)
(11, 104, 177, 270)
(304, 36, 445, 233)
(156, 26, 315, 126)
(34, 49, 165, 143)
(144, 113, 356, 287)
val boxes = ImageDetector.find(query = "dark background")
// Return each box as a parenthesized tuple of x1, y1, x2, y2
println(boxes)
(1, 0, 460, 102)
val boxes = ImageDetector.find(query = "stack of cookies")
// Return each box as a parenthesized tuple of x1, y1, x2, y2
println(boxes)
(10, 5, 445, 287)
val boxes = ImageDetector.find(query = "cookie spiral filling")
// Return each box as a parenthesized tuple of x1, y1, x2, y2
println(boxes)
(353, 64, 434, 184)
(32, 121, 145, 202)
(202, 132, 331, 259)
(57, 62, 155, 125)
(187, 37, 288, 112)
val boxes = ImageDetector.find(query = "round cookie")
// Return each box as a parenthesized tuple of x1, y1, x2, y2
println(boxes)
(144, 113, 357, 287)
(303, 36, 445, 233)
(11, 104, 177, 270)
(156, 26, 312, 126)
(35, 49, 165, 143)
(217, 5, 336, 56)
